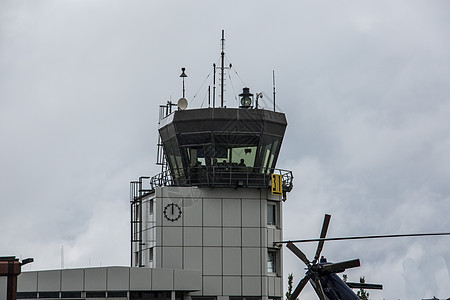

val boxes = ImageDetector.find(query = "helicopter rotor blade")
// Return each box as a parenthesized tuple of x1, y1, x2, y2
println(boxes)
(276, 232, 450, 244)
(322, 259, 360, 274)
(346, 282, 383, 290)
(289, 274, 311, 300)
(312, 277, 327, 300)
(287, 241, 311, 267)
(313, 214, 331, 264)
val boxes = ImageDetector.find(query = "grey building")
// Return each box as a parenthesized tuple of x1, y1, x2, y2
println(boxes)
(18, 94, 293, 300)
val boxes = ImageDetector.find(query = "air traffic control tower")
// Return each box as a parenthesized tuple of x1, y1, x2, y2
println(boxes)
(130, 87, 293, 300)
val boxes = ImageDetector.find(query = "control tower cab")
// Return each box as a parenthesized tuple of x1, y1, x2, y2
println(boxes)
(155, 105, 292, 191)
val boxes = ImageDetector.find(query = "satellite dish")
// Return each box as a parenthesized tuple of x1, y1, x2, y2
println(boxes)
(178, 97, 188, 110)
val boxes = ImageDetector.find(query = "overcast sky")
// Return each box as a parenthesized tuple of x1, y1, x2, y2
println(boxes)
(1, 1, 450, 299)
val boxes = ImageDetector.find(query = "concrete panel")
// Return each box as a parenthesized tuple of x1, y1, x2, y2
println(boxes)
(155, 246, 163, 268)
(85, 268, 107, 291)
(222, 198, 241, 227)
(267, 228, 274, 246)
(183, 247, 202, 270)
(222, 248, 241, 276)
(274, 276, 282, 296)
(267, 191, 282, 201)
(204, 187, 259, 200)
(107, 267, 129, 291)
(203, 198, 222, 226)
(202, 276, 222, 295)
(129, 268, 151, 290)
(242, 248, 261, 276)
(261, 228, 267, 246)
(155, 226, 163, 246)
(37, 270, 61, 291)
(222, 276, 241, 296)
(155, 194, 163, 227)
(18, 272, 37, 292)
(242, 200, 260, 227)
(145, 227, 155, 244)
(184, 227, 202, 246)
(223, 227, 241, 247)
(188, 290, 202, 296)
(261, 275, 267, 297)
(173, 269, 201, 291)
(61, 269, 84, 291)
(162, 227, 183, 246)
(162, 247, 182, 269)
(182, 198, 203, 227)
(268, 276, 275, 296)
(203, 227, 221, 246)
(273, 229, 282, 244)
(242, 276, 262, 296)
(1, 277, 6, 300)
(242, 228, 261, 247)
(151, 268, 173, 290)
(202, 248, 222, 275)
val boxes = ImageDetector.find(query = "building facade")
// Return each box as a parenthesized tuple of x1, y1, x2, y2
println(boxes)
(18, 97, 293, 300)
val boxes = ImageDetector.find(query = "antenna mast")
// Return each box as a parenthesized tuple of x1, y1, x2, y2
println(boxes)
(220, 30, 225, 107)
(213, 63, 216, 108)
(273, 70, 276, 112)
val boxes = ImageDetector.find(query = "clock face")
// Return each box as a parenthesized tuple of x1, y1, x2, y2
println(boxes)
(163, 203, 182, 222)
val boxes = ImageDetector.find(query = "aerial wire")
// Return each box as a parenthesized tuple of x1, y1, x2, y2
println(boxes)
(191, 71, 212, 105)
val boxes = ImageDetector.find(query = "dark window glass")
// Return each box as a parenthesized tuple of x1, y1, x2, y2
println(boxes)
(267, 203, 276, 225)
(86, 291, 106, 298)
(61, 292, 81, 298)
(17, 292, 38, 299)
(149, 199, 154, 215)
(38, 292, 60, 298)
(130, 292, 178, 300)
(107, 291, 127, 298)
(268, 250, 277, 273)
(149, 247, 154, 262)
(192, 297, 216, 300)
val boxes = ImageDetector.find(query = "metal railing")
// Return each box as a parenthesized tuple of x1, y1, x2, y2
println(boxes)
(147, 166, 293, 192)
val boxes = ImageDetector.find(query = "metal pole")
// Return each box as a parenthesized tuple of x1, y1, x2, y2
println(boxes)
(220, 30, 225, 107)
(213, 63, 216, 108)
(273, 70, 276, 112)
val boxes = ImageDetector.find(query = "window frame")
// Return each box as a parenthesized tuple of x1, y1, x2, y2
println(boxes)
(267, 249, 278, 274)
(267, 201, 278, 227)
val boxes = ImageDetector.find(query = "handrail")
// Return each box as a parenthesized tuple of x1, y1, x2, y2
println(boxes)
(135, 166, 294, 195)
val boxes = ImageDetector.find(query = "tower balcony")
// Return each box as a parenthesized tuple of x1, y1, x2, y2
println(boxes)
(149, 165, 293, 191)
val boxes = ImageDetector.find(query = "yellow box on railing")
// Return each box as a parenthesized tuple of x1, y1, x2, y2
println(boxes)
(271, 174, 282, 195)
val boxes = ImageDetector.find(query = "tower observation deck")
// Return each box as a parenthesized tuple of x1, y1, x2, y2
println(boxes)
(150, 106, 293, 192)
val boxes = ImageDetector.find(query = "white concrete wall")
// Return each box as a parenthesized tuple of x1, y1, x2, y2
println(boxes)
(18, 267, 201, 293)
(135, 186, 283, 299)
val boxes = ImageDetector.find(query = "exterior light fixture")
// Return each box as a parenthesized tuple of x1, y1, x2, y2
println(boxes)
(239, 87, 253, 108)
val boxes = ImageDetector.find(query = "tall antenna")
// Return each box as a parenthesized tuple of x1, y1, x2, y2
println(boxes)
(61, 245, 64, 269)
(273, 70, 276, 112)
(220, 30, 225, 107)
(213, 63, 216, 108)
